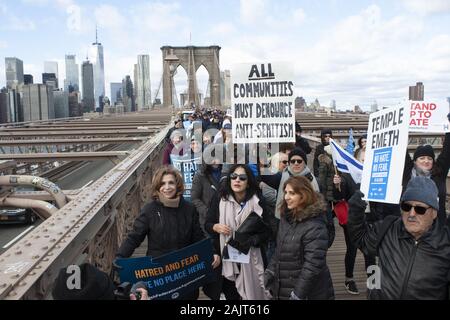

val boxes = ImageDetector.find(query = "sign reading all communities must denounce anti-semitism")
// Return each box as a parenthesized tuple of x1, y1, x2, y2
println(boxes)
(116, 239, 215, 300)
(231, 62, 295, 143)
(360, 104, 410, 203)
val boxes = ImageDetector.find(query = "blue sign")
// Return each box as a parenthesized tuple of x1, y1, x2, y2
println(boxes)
(116, 239, 215, 300)
(170, 154, 201, 201)
(368, 147, 392, 200)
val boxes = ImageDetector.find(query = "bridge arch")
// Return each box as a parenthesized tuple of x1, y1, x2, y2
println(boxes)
(161, 46, 221, 108)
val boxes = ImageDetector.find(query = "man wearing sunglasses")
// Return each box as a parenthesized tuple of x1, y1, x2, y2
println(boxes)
(348, 176, 450, 299)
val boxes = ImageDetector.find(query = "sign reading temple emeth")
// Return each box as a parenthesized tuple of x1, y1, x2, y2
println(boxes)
(360, 104, 410, 203)
(231, 62, 296, 143)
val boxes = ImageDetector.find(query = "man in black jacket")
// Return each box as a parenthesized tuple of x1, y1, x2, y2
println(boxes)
(295, 122, 312, 154)
(348, 176, 450, 299)
(313, 129, 332, 178)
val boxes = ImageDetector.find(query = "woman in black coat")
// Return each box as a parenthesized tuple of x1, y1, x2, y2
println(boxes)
(116, 166, 220, 300)
(205, 164, 272, 300)
(264, 176, 334, 300)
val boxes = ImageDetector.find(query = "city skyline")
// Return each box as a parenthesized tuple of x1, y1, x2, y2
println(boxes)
(1, 0, 450, 110)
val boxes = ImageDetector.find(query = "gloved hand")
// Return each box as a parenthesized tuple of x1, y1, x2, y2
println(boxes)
(447, 112, 450, 122)
(348, 190, 367, 211)
(112, 257, 123, 271)
(289, 291, 302, 300)
(264, 269, 275, 289)
(228, 237, 251, 255)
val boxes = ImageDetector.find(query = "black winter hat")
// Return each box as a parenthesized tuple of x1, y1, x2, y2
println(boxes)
(321, 129, 333, 137)
(413, 145, 435, 161)
(289, 148, 307, 165)
(52, 263, 115, 300)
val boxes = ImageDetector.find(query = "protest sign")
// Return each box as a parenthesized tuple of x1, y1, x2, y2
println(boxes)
(231, 62, 295, 143)
(116, 239, 215, 300)
(360, 104, 410, 203)
(170, 154, 201, 201)
(409, 100, 450, 133)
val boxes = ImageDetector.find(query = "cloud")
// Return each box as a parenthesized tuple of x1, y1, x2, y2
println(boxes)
(94, 4, 125, 30)
(292, 8, 306, 24)
(208, 22, 236, 36)
(240, 0, 268, 25)
(402, 0, 450, 15)
(130, 2, 190, 33)
(0, 3, 36, 31)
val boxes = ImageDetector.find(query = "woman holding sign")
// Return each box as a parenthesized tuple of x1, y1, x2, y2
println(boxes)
(402, 130, 450, 226)
(264, 176, 334, 300)
(115, 166, 220, 300)
(205, 164, 272, 300)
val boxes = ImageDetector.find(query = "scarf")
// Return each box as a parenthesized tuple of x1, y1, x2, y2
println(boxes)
(157, 192, 180, 208)
(219, 194, 267, 300)
(412, 167, 432, 178)
(275, 166, 320, 219)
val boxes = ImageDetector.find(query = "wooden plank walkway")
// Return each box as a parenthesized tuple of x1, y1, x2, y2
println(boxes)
(132, 218, 367, 300)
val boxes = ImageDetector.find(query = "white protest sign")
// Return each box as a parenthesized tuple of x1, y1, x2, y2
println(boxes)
(360, 104, 410, 204)
(222, 245, 250, 264)
(409, 100, 450, 133)
(231, 62, 295, 143)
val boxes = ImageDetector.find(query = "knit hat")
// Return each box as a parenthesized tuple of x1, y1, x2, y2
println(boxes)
(288, 148, 307, 165)
(321, 129, 332, 137)
(400, 176, 439, 210)
(413, 145, 435, 161)
(52, 263, 115, 300)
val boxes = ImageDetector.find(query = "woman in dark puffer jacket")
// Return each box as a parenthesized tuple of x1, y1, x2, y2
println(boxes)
(264, 176, 334, 300)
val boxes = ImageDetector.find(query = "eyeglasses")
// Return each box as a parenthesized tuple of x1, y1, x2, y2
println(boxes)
(281, 160, 288, 164)
(400, 202, 430, 215)
(290, 159, 303, 165)
(230, 173, 248, 181)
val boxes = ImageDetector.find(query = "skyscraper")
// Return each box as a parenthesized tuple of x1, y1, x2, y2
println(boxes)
(90, 28, 105, 110)
(110, 82, 122, 106)
(0, 88, 22, 123)
(24, 74, 33, 85)
(409, 82, 424, 101)
(136, 55, 151, 110)
(122, 75, 135, 112)
(64, 54, 79, 92)
(22, 84, 55, 121)
(220, 70, 231, 108)
(81, 59, 95, 112)
(42, 73, 58, 89)
(53, 90, 69, 118)
(5, 57, 24, 88)
(44, 61, 59, 88)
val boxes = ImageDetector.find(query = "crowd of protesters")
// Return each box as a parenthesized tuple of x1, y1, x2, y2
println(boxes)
(52, 107, 450, 300)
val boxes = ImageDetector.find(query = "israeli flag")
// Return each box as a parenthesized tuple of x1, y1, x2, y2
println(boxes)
(330, 138, 363, 184)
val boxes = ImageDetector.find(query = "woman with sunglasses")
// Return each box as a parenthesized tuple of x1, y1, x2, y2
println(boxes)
(264, 176, 334, 300)
(205, 164, 272, 300)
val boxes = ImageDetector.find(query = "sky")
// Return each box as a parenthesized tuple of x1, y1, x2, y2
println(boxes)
(1, 0, 450, 110)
